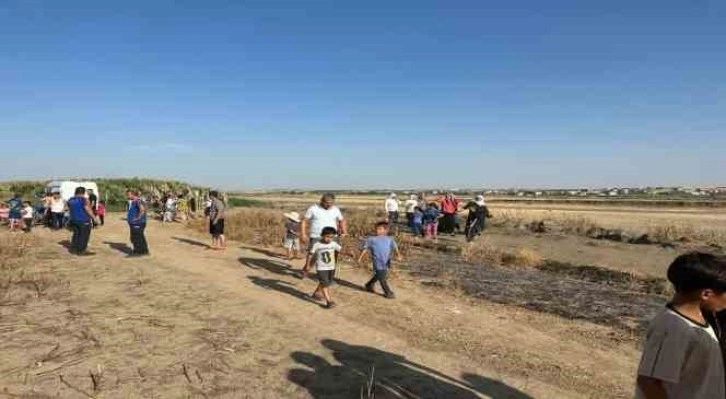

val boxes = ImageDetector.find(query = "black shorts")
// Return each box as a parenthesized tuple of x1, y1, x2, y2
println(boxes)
(209, 219, 225, 236)
(317, 269, 334, 287)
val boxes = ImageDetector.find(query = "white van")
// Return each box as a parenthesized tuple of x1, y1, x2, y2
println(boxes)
(46, 181, 100, 209)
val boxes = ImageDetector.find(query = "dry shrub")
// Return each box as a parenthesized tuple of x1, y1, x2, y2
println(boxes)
(503, 248, 543, 268)
(558, 215, 598, 236)
(490, 210, 528, 229)
(461, 239, 502, 265)
(647, 222, 726, 246)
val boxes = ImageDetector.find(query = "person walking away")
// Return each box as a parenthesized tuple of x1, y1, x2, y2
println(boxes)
(21, 201, 34, 233)
(384, 193, 400, 224)
(423, 203, 440, 240)
(88, 190, 98, 213)
(283, 211, 301, 260)
(67, 187, 96, 256)
(50, 192, 66, 230)
(636, 252, 726, 399)
(209, 191, 226, 250)
(307, 227, 342, 309)
(301, 193, 347, 278)
(7, 193, 22, 232)
(42, 192, 53, 228)
(96, 201, 106, 226)
(359, 221, 403, 299)
(440, 193, 460, 236)
(126, 190, 149, 257)
(403, 195, 418, 227)
(411, 207, 424, 238)
(463, 195, 492, 238)
(163, 194, 177, 224)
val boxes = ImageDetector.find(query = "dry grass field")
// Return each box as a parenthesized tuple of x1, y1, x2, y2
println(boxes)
(2, 193, 724, 398)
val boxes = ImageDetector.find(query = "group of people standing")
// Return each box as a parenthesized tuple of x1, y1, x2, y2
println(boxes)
(387, 192, 492, 240)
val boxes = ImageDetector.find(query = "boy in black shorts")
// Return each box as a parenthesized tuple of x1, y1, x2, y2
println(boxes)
(306, 226, 341, 309)
(636, 252, 726, 398)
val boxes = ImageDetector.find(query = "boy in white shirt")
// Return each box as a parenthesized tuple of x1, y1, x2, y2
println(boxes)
(21, 201, 34, 233)
(306, 226, 342, 309)
(636, 252, 726, 398)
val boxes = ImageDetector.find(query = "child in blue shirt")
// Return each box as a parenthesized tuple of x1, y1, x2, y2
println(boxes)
(411, 207, 424, 237)
(358, 221, 403, 299)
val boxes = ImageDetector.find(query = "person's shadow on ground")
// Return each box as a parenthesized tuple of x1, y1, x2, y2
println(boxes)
(102, 241, 133, 255)
(240, 257, 369, 294)
(288, 339, 533, 399)
(171, 236, 210, 248)
(248, 276, 324, 308)
(240, 245, 287, 259)
(239, 257, 299, 278)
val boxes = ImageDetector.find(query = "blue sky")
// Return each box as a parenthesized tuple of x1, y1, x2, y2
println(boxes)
(1, 0, 724, 189)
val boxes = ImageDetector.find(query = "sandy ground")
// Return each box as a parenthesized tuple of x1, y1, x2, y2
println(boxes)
(0, 216, 641, 398)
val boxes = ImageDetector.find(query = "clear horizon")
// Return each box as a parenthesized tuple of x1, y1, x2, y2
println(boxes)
(2, 1, 725, 189)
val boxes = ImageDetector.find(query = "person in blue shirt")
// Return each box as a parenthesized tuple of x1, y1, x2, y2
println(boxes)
(411, 207, 424, 238)
(358, 221, 403, 299)
(422, 203, 441, 239)
(126, 189, 149, 257)
(67, 187, 96, 256)
(7, 193, 22, 232)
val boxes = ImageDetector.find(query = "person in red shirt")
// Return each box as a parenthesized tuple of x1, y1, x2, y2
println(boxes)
(439, 193, 461, 236)
(96, 201, 107, 226)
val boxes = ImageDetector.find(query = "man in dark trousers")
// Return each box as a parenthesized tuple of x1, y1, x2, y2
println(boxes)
(67, 187, 96, 256)
(126, 190, 149, 257)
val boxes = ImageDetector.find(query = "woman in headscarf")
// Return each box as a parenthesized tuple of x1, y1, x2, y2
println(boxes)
(463, 195, 492, 239)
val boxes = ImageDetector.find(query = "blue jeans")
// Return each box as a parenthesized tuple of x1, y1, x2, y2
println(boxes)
(412, 222, 423, 236)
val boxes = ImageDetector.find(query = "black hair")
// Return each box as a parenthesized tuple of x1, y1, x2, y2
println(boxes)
(209, 190, 219, 198)
(321, 193, 336, 201)
(75, 187, 86, 195)
(375, 221, 389, 229)
(321, 226, 337, 236)
(667, 252, 726, 294)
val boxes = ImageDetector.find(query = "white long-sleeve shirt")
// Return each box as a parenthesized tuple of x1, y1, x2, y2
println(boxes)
(385, 198, 400, 212)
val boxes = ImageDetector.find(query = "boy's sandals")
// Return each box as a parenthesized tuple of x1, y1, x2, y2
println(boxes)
(325, 301, 337, 309)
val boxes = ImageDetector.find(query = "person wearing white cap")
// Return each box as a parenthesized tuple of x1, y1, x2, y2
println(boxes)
(384, 193, 400, 224)
(283, 211, 302, 260)
(463, 195, 492, 240)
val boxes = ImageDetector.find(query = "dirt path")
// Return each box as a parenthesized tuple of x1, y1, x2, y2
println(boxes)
(0, 216, 641, 398)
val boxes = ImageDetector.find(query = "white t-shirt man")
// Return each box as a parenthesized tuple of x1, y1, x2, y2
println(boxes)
(385, 198, 400, 212)
(50, 198, 66, 213)
(310, 241, 342, 271)
(304, 204, 344, 238)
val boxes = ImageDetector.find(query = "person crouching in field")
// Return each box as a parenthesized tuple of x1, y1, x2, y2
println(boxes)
(636, 252, 726, 399)
(307, 226, 341, 309)
(283, 211, 301, 260)
(359, 221, 402, 299)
